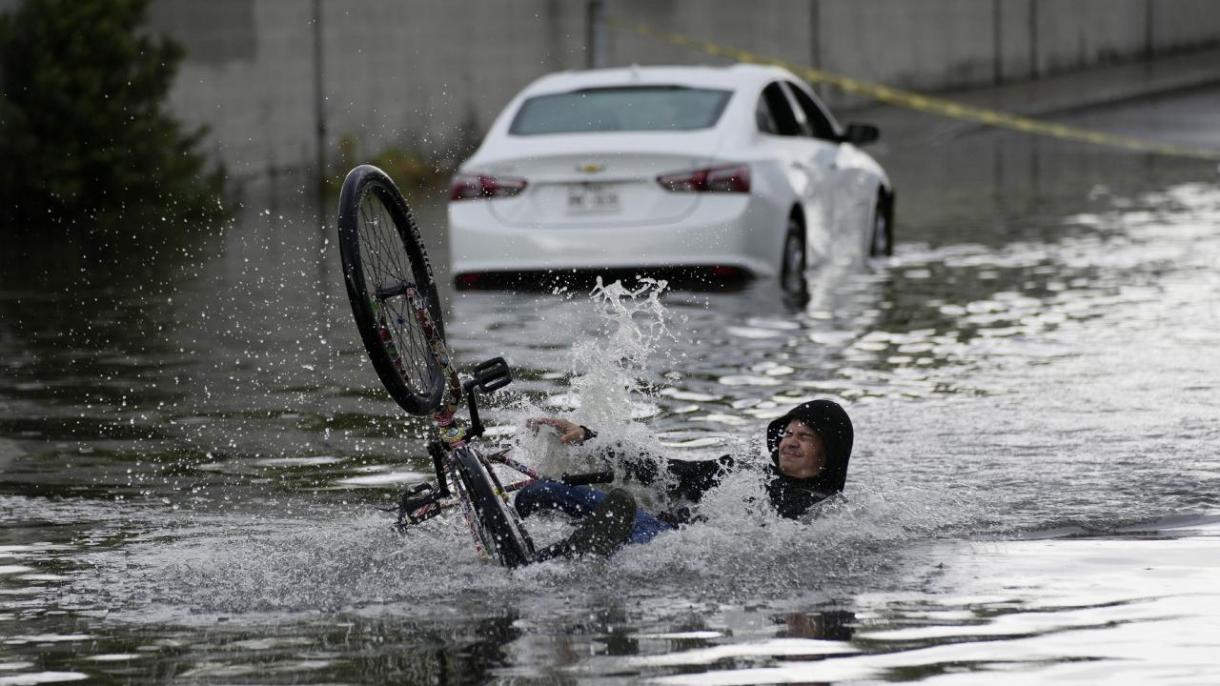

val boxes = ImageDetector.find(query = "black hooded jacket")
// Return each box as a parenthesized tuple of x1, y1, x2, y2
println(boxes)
(615, 399, 854, 521)
(761, 399, 854, 517)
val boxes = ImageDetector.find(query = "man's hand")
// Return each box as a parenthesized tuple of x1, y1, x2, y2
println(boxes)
(528, 417, 591, 445)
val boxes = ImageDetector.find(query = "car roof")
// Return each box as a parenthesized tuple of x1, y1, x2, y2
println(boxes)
(519, 63, 799, 96)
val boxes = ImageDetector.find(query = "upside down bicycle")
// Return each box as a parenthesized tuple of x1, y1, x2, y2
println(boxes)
(335, 164, 612, 568)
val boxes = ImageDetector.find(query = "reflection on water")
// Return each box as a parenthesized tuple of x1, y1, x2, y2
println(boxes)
(3, 97, 1220, 682)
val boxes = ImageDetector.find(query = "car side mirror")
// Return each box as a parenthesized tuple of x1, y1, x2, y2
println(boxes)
(841, 123, 880, 146)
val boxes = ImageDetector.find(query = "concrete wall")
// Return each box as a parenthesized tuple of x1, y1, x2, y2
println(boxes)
(141, 0, 591, 179)
(995, 0, 1035, 83)
(62, 0, 1220, 182)
(817, 0, 997, 92)
(1150, 0, 1220, 49)
(1034, 0, 1146, 75)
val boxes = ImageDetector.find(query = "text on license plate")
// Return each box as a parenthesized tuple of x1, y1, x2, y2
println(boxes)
(567, 184, 619, 213)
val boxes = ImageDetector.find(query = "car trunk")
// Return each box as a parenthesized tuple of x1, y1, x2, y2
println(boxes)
(475, 135, 726, 228)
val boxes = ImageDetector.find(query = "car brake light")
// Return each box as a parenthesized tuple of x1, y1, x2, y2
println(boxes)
(657, 164, 750, 193)
(449, 173, 528, 201)
(710, 266, 745, 278)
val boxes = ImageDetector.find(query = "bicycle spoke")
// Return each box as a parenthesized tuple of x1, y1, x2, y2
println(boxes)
(338, 165, 447, 416)
(355, 189, 437, 396)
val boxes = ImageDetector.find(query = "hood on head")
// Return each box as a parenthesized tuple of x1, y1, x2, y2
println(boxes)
(766, 399, 853, 493)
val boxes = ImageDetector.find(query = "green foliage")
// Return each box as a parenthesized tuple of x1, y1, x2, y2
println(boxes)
(329, 133, 450, 196)
(0, 0, 224, 228)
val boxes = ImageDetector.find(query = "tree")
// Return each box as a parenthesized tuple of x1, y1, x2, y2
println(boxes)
(0, 0, 224, 228)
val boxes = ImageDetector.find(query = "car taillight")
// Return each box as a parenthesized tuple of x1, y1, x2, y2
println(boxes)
(449, 173, 528, 201)
(657, 164, 750, 193)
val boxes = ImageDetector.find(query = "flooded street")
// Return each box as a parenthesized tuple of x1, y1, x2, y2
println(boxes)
(3, 85, 1220, 684)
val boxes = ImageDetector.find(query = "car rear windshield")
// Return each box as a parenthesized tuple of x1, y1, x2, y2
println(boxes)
(508, 86, 733, 136)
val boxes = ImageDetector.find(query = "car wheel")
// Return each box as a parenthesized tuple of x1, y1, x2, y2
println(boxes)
(780, 216, 805, 293)
(869, 195, 894, 257)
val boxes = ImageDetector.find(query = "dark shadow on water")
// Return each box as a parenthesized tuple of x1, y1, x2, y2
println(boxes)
(453, 265, 755, 294)
(779, 609, 857, 643)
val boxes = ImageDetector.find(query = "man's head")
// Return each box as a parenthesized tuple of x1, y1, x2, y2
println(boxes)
(776, 419, 826, 479)
(766, 399, 854, 491)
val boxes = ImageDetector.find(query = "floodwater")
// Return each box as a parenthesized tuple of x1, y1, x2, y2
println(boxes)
(3, 86, 1220, 684)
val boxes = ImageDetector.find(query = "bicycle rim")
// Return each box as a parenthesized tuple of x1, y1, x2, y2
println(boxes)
(337, 165, 446, 415)
(454, 448, 535, 568)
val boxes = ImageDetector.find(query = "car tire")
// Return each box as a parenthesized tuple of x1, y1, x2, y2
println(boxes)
(869, 194, 894, 257)
(779, 215, 806, 293)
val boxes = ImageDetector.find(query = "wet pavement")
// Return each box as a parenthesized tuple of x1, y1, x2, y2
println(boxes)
(3, 76, 1220, 683)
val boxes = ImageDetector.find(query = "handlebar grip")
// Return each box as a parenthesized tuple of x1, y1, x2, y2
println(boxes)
(560, 470, 615, 486)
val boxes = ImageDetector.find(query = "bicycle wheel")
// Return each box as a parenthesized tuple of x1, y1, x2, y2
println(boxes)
(337, 165, 446, 415)
(454, 447, 535, 568)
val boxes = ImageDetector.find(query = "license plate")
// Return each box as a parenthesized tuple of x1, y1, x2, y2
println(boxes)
(566, 183, 619, 214)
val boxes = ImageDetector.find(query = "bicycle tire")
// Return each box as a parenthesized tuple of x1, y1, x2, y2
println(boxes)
(337, 165, 446, 416)
(454, 447, 535, 568)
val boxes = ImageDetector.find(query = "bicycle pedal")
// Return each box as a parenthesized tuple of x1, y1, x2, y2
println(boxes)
(471, 356, 512, 393)
(396, 498, 440, 528)
(396, 483, 436, 518)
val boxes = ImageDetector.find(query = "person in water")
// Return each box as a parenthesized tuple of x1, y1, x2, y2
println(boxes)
(519, 399, 854, 561)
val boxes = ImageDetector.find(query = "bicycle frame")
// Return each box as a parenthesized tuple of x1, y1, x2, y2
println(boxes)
(378, 281, 492, 554)
(393, 447, 614, 529)
(378, 281, 614, 561)
(338, 164, 621, 566)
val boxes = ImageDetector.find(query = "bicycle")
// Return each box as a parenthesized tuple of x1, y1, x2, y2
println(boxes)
(335, 164, 613, 568)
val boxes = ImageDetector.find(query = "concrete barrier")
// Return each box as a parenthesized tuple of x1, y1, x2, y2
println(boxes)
(114, 0, 1220, 181)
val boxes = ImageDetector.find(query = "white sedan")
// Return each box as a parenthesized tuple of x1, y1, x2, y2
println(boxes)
(447, 64, 893, 290)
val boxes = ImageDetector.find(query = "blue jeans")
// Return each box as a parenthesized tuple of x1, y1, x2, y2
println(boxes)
(514, 480, 674, 545)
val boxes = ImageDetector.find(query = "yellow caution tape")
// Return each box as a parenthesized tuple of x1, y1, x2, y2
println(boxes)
(611, 19, 1220, 162)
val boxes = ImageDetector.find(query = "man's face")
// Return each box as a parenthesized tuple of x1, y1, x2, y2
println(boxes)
(777, 419, 826, 479)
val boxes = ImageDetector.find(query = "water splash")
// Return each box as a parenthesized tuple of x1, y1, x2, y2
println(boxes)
(568, 277, 673, 428)
(508, 277, 676, 478)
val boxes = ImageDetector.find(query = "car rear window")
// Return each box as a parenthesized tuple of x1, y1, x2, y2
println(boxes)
(508, 86, 733, 136)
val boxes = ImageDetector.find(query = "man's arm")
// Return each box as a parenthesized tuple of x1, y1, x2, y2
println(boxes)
(527, 417, 596, 445)
(528, 416, 735, 500)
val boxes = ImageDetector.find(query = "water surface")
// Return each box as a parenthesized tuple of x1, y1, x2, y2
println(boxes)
(2, 87, 1220, 684)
